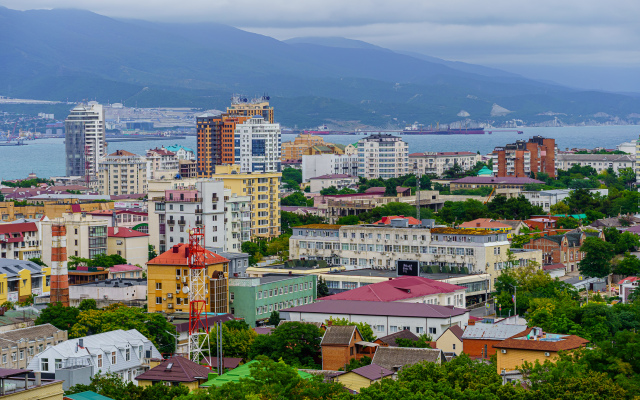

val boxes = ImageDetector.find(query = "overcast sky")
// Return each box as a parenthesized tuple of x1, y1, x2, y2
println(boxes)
(3, 0, 639, 90)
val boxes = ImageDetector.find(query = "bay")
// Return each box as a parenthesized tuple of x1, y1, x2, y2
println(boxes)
(0, 126, 638, 180)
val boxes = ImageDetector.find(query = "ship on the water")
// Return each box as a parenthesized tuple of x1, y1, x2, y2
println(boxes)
(303, 124, 350, 135)
(402, 122, 484, 135)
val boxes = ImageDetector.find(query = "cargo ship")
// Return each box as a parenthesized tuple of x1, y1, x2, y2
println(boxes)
(303, 124, 350, 135)
(402, 122, 485, 135)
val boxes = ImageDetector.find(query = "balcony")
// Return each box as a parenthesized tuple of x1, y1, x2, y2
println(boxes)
(178, 220, 186, 225)
(195, 208, 203, 214)
(167, 219, 175, 225)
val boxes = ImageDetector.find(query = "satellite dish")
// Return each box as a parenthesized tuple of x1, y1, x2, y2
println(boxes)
(182, 286, 189, 294)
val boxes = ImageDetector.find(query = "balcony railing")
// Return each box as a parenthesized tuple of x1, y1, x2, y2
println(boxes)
(167, 220, 175, 225)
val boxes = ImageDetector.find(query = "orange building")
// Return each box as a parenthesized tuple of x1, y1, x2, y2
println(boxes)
(492, 136, 556, 178)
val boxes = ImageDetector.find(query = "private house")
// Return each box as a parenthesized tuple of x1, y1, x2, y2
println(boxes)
(371, 347, 444, 372)
(374, 330, 420, 347)
(333, 363, 394, 392)
(27, 329, 162, 390)
(435, 325, 464, 355)
(135, 355, 211, 391)
(523, 230, 604, 272)
(68, 267, 108, 285)
(496, 220, 529, 237)
(494, 328, 588, 383)
(321, 325, 377, 371)
(462, 323, 529, 359)
(0, 324, 67, 370)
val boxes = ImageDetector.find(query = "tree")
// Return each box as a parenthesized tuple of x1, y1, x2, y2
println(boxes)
(613, 253, 640, 276)
(320, 186, 339, 195)
(207, 320, 257, 361)
(550, 202, 571, 215)
(28, 257, 47, 266)
(90, 253, 128, 268)
(241, 241, 262, 266)
(396, 334, 433, 348)
(67, 372, 189, 400)
(249, 321, 323, 368)
(282, 168, 302, 185)
(317, 277, 330, 298)
(336, 215, 360, 225)
(266, 236, 289, 263)
(148, 244, 158, 261)
(556, 216, 579, 229)
(282, 192, 313, 207)
(35, 302, 80, 330)
(343, 356, 372, 371)
(268, 311, 281, 326)
(579, 237, 615, 279)
(327, 317, 376, 342)
(78, 299, 97, 311)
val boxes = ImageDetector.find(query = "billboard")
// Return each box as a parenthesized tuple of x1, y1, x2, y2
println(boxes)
(397, 260, 420, 277)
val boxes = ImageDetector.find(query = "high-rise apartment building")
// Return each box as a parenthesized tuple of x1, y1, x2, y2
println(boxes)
(65, 102, 106, 180)
(235, 116, 281, 173)
(492, 136, 556, 178)
(97, 150, 147, 195)
(302, 154, 359, 182)
(357, 134, 409, 179)
(197, 97, 275, 178)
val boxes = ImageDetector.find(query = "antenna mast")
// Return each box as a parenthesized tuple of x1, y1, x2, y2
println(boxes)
(188, 227, 211, 365)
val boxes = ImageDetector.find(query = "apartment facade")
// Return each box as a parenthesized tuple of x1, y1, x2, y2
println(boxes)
(522, 189, 608, 213)
(523, 230, 604, 272)
(556, 153, 635, 174)
(302, 154, 359, 182)
(147, 243, 229, 314)
(41, 213, 108, 263)
(410, 151, 481, 177)
(224, 192, 251, 252)
(97, 150, 147, 195)
(309, 174, 359, 193)
(492, 136, 556, 178)
(289, 224, 542, 289)
(234, 115, 281, 173)
(146, 147, 179, 179)
(0, 324, 67, 370)
(357, 134, 409, 179)
(65, 102, 105, 179)
(0, 222, 41, 260)
(281, 134, 325, 161)
(107, 227, 149, 267)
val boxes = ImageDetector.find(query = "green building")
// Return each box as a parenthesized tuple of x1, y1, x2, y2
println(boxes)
(229, 274, 317, 327)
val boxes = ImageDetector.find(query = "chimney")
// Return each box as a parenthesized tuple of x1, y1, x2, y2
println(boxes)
(79, 338, 84, 348)
(35, 372, 41, 386)
(114, 227, 119, 235)
(468, 320, 476, 326)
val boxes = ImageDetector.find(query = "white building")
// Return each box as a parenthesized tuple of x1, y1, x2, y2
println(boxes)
(97, 150, 148, 195)
(146, 147, 179, 180)
(152, 180, 225, 253)
(302, 154, 359, 182)
(556, 153, 635, 174)
(522, 188, 609, 212)
(27, 329, 161, 389)
(165, 144, 196, 161)
(65, 102, 105, 179)
(235, 116, 281, 173)
(281, 300, 469, 339)
(409, 151, 481, 177)
(68, 278, 146, 307)
(224, 190, 251, 252)
(357, 134, 408, 179)
(309, 174, 358, 193)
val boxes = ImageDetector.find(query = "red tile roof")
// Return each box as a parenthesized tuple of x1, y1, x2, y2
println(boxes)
(109, 150, 137, 157)
(364, 187, 386, 193)
(321, 276, 465, 302)
(444, 325, 464, 340)
(135, 356, 211, 383)
(147, 147, 176, 156)
(110, 264, 143, 273)
(459, 219, 512, 229)
(374, 216, 422, 225)
(107, 227, 148, 238)
(618, 276, 639, 285)
(148, 243, 229, 266)
(0, 223, 38, 235)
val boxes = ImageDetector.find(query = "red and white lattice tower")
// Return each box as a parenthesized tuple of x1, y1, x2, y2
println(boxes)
(187, 227, 211, 365)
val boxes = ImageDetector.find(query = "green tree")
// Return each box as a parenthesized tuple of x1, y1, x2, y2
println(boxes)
(326, 317, 376, 342)
(78, 299, 98, 311)
(320, 186, 339, 195)
(614, 253, 640, 276)
(343, 355, 372, 371)
(28, 257, 47, 266)
(207, 320, 258, 361)
(66, 372, 189, 400)
(282, 192, 313, 207)
(249, 322, 323, 368)
(336, 215, 360, 225)
(148, 244, 158, 261)
(556, 216, 579, 229)
(579, 237, 615, 279)
(268, 311, 281, 326)
(550, 201, 571, 215)
(396, 334, 433, 348)
(35, 302, 80, 330)
(317, 276, 330, 298)
(282, 168, 302, 185)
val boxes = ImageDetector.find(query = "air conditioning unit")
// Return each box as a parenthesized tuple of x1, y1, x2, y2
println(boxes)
(183, 277, 188, 283)
(176, 276, 180, 280)
(167, 304, 173, 309)
(544, 352, 550, 357)
(103, 295, 108, 299)
(501, 349, 507, 354)
(176, 290, 180, 294)
(162, 298, 166, 301)
(167, 293, 173, 298)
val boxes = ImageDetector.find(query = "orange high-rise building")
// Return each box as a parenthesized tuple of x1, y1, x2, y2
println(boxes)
(49, 223, 69, 306)
(492, 136, 556, 178)
(197, 97, 274, 177)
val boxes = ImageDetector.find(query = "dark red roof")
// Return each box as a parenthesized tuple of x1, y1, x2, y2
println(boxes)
(107, 227, 148, 238)
(135, 356, 211, 383)
(364, 187, 386, 193)
(321, 276, 465, 302)
(346, 363, 394, 380)
(0, 223, 37, 235)
(445, 325, 464, 340)
(374, 215, 421, 225)
(283, 300, 468, 319)
(148, 243, 229, 266)
(201, 356, 242, 370)
(375, 329, 420, 347)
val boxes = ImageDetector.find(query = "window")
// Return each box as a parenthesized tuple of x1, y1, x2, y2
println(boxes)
(98, 354, 103, 368)
(111, 352, 116, 364)
(428, 327, 437, 334)
(55, 358, 62, 369)
(452, 344, 456, 350)
(389, 326, 398, 333)
(416, 327, 424, 334)
(125, 348, 130, 361)
(11, 352, 16, 361)
(1, 354, 5, 364)
(156, 282, 162, 290)
(41, 358, 49, 371)
(156, 297, 162, 304)
(19, 350, 24, 360)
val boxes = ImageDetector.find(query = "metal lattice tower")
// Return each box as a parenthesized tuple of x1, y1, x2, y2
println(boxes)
(187, 227, 211, 365)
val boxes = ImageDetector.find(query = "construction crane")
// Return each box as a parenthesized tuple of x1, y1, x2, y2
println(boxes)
(187, 227, 212, 367)
(484, 186, 496, 204)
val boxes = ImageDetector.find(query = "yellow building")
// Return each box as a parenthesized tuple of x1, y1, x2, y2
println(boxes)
(0, 259, 51, 304)
(213, 165, 281, 238)
(435, 325, 464, 355)
(281, 134, 325, 161)
(107, 227, 149, 267)
(226, 98, 274, 123)
(0, 201, 113, 222)
(147, 243, 229, 314)
(135, 356, 211, 391)
(0, 369, 63, 400)
(334, 364, 394, 392)
(458, 219, 514, 239)
(494, 329, 588, 378)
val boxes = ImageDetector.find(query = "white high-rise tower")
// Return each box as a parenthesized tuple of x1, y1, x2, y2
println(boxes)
(65, 102, 106, 181)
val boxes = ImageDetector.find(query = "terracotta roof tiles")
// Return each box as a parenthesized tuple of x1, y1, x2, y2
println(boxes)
(147, 243, 229, 266)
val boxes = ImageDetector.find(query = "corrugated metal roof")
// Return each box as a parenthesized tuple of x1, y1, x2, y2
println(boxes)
(462, 323, 528, 340)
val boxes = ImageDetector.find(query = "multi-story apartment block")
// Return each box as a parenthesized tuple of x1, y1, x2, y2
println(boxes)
(0, 222, 41, 260)
(97, 150, 147, 195)
(234, 115, 282, 173)
(0, 324, 67, 370)
(179, 160, 198, 178)
(212, 166, 281, 239)
(309, 174, 359, 193)
(0, 200, 113, 222)
(151, 180, 225, 254)
(65, 102, 105, 179)
(281, 134, 325, 161)
(229, 274, 317, 327)
(302, 154, 359, 182)
(41, 213, 108, 263)
(289, 223, 542, 289)
(147, 243, 229, 314)
(556, 153, 635, 174)
(224, 191, 251, 252)
(28, 329, 162, 389)
(492, 136, 556, 178)
(409, 151, 481, 177)
(146, 147, 179, 179)
(197, 97, 274, 177)
(357, 134, 409, 179)
(165, 144, 196, 161)
(0, 259, 51, 302)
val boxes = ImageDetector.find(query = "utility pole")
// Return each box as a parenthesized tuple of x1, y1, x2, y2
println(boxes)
(415, 163, 422, 222)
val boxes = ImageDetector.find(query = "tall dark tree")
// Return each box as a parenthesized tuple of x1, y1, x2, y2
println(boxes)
(579, 237, 615, 279)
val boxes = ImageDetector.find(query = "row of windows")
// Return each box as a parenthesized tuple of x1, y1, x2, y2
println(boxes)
(300, 241, 476, 256)
(257, 296, 313, 315)
(256, 282, 312, 300)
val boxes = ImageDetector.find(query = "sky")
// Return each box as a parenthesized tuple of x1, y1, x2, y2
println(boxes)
(3, 0, 640, 92)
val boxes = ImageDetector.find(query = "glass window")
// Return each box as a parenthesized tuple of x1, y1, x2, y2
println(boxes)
(111, 351, 116, 364)
(41, 358, 49, 371)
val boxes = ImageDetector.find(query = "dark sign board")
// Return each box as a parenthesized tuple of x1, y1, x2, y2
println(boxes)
(397, 260, 419, 277)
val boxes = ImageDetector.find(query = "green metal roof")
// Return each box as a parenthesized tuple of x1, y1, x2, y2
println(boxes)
(165, 144, 194, 153)
(476, 166, 493, 176)
(65, 391, 114, 400)
(553, 214, 587, 220)
(200, 360, 314, 388)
